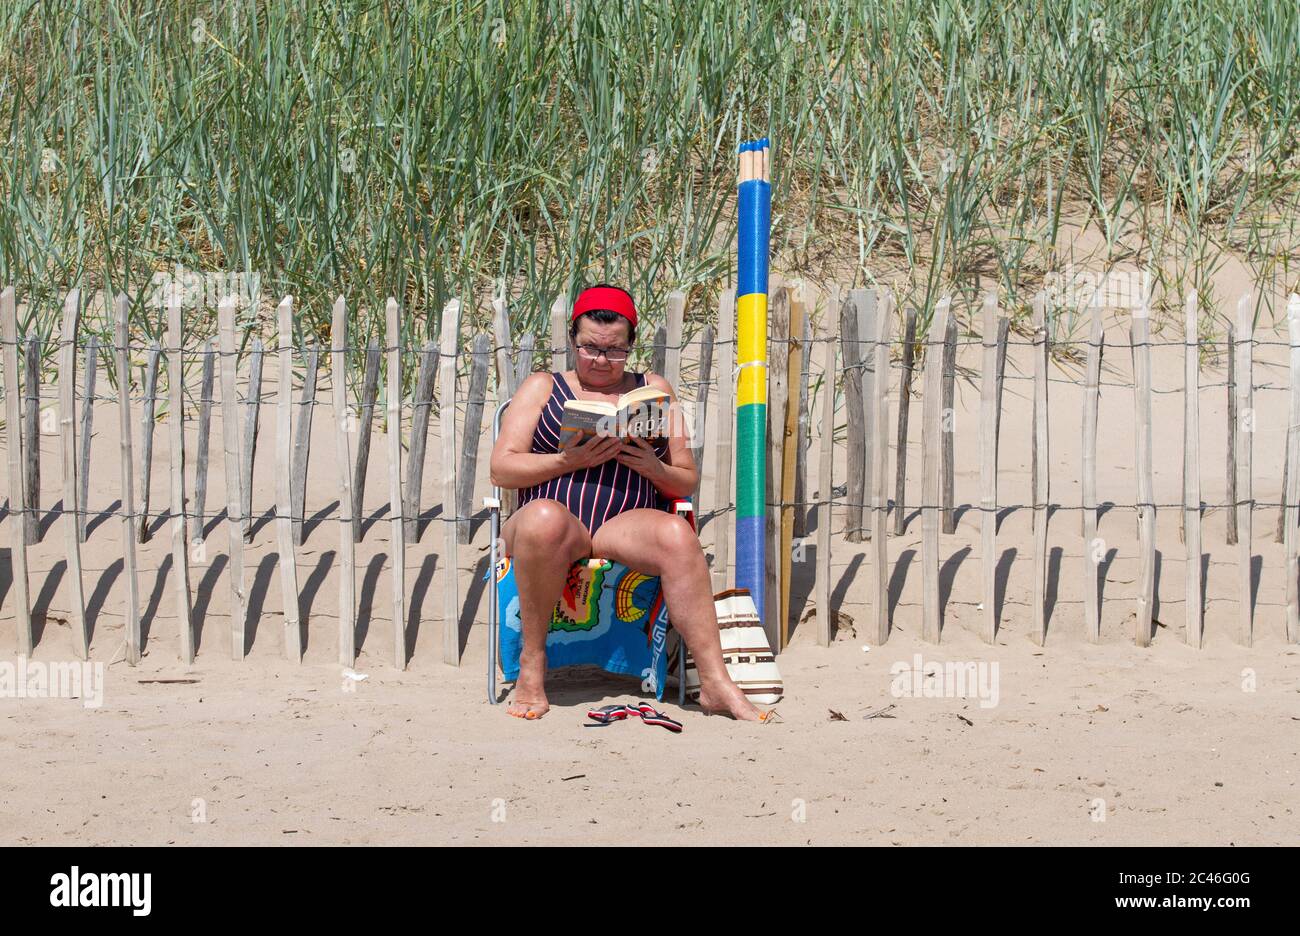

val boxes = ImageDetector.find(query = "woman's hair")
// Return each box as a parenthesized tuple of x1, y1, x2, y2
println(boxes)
(570, 283, 637, 344)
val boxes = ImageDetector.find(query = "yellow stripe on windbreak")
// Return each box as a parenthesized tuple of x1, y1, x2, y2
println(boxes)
(738, 365, 766, 406)
(736, 292, 767, 364)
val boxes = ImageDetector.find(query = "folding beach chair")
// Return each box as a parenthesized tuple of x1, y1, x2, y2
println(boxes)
(485, 397, 691, 705)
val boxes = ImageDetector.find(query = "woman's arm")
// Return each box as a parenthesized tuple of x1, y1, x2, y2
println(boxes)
(488, 372, 621, 489)
(614, 373, 699, 500)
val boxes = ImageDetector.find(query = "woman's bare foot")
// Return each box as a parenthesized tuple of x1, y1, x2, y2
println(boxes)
(507, 651, 550, 720)
(697, 677, 763, 721)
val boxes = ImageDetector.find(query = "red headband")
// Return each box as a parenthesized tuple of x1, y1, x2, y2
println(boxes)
(573, 286, 637, 329)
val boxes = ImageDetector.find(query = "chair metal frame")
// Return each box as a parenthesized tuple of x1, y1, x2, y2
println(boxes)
(486, 397, 688, 705)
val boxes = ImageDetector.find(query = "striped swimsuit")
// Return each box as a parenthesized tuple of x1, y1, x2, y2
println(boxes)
(517, 371, 670, 536)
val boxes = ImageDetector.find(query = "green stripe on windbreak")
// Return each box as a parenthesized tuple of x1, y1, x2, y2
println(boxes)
(735, 402, 767, 518)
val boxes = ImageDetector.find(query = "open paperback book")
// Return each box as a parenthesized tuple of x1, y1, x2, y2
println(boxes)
(558, 384, 671, 450)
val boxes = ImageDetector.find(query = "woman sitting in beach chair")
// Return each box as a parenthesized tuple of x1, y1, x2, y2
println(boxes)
(488, 284, 761, 721)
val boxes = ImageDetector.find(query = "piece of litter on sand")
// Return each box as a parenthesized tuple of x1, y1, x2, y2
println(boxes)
(861, 645, 871, 653)
(137, 679, 199, 685)
(956, 714, 973, 727)
(863, 704, 897, 720)
(342, 669, 369, 682)
(561, 774, 586, 782)
(828, 709, 848, 721)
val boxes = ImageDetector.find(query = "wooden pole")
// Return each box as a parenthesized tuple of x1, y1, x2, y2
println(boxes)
(1184, 291, 1203, 648)
(1133, 299, 1156, 647)
(1, 287, 32, 653)
(549, 296, 568, 374)
(690, 324, 715, 510)
(386, 298, 407, 669)
(22, 335, 39, 544)
(239, 339, 263, 542)
(1235, 294, 1254, 645)
(793, 314, 812, 539)
(941, 315, 958, 534)
(815, 312, 835, 647)
(1083, 302, 1103, 642)
(137, 341, 161, 543)
(276, 297, 302, 661)
(980, 291, 999, 643)
(352, 340, 381, 542)
(115, 294, 142, 663)
(1031, 294, 1049, 645)
(402, 340, 438, 543)
(291, 340, 318, 546)
(217, 296, 245, 659)
(77, 337, 97, 543)
(893, 309, 918, 534)
(1285, 293, 1300, 645)
(1226, 326, 1237, 546)
(921, 297, 950, 643)
(166, 288, 194, 663)
(713, 289, 735, 590)
(664, 290, 685, 389)
(857, 289, 877, 542)
(60, 290, 88, 659)
(331, 296, 357, 666)
(458, 332, 490, 545)
(779, 287, 803, 647)
(192, 338, 214, 542)
(439, 298, 462, 665)
(764, 287, 789, 651)
(840, 287, 865, 542)
(871, 291, 895, 645)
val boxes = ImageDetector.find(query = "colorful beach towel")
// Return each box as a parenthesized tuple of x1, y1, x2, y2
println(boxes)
(489, 554, 671, 701)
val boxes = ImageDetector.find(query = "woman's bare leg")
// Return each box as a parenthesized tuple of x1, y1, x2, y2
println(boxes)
(500, 499, 592, 718)
(591, 509, 761, 720)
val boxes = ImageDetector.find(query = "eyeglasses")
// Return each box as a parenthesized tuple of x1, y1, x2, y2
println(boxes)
(575, 343, 630, 363)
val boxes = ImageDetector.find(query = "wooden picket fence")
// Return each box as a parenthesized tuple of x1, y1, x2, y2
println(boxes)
(3, 282, 1298, 672)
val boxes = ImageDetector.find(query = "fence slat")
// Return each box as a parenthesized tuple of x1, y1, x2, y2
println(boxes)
(457, 333, 490, 545)
(22, 335, 39, 544)
(1226, 326, 1237, 546)
(403, 340, 438, 543)
(815, 309, 836, 647)
(1, 288, 32, 653)
(331, 297, 357, 666)
(1083, 302, 1103, 643)
(514, 333, 535, 391)
(764, 286, 789, 651)
(664, 290, 684, 389)
(712, 289, 735, 590)
(893, 309, 918, 534)
(995, 317, 1009, 455)
(793, 313, 811, 539)
(651, 324, 667, 376)
(691, 323, 715, 509)
(871, 291, 895, 645)
(1133, 302, 1156, 647)
(192, 339, 213, 543)
(550, 296, 568, 374)
(491, 293, 518, 518)
(352, 340, 381, 542)
(137, 341, 161, 543)
(60, 290, 88, 658)
(840, 288, 865, 542)
(858, 289, 878, 542)
(439, 298, 463, 665)
(980, 292, 999, 644)
(239, 338, 261, 540)
(291, 341, 318, 546)
(941, 315, 958, 534)
(386, 299, 407, 669)
(276, 298, 301, 661)
(1235, 295, 1254, 645)
(217, 297, 245, 659)
(1032, 294, 1049, 645)
(1184, 291, 1203, 648)
(1285, 293, 1300, 644)
(779, 288, 804, 646)
(77, 337, 97, 543)
(115, 294, 142, 663)
(166, 290, 194, 663)
(921, 298, 950, 643)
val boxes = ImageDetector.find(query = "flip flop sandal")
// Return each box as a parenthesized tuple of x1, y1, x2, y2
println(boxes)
(633, 702, 683, 733)
(585, 704, 636, 726)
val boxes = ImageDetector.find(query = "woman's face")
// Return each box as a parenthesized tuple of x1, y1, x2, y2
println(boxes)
(572, 317, 634, 386)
